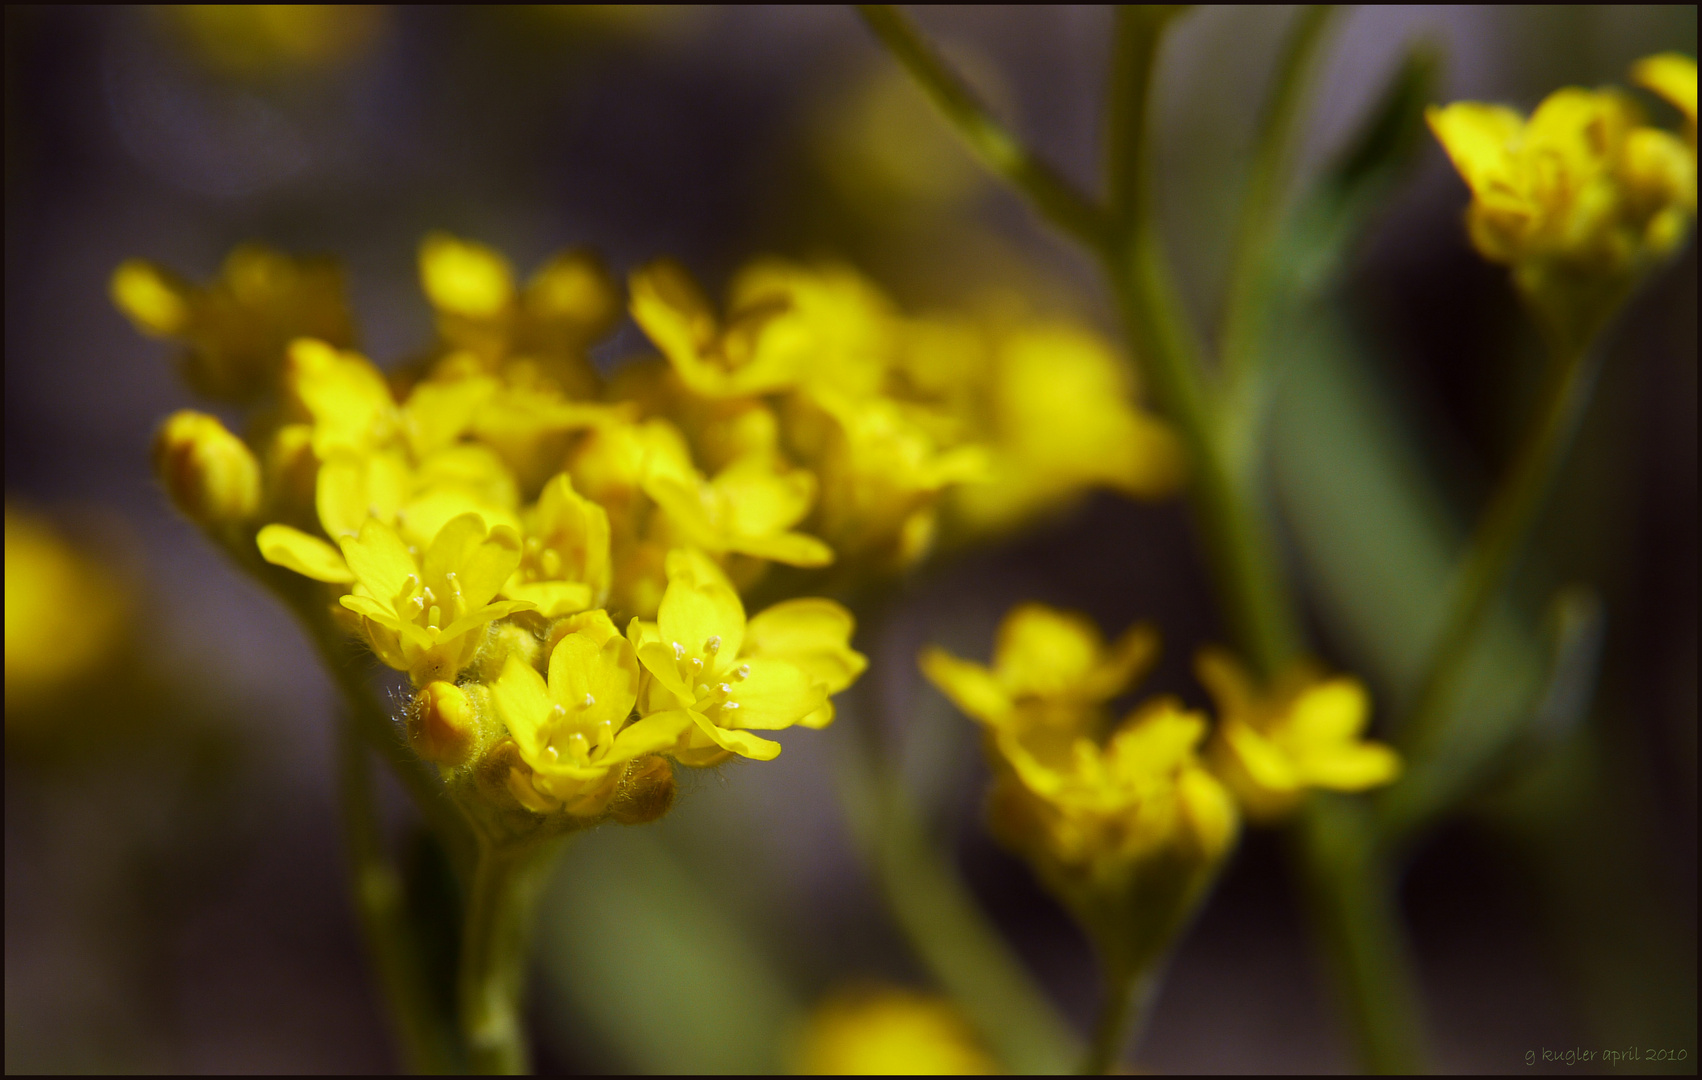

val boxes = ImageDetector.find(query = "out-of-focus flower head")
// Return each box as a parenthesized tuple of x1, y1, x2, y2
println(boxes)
(1195, 647, 1401, 823)
(923, 604, 1236, 976)
(418, 232, 620, 401)
(5, 506, 133, 716)
(1427, 56, 1696, 347)
(163, 5, 388, 80)
(111, 244, 355, 404)
(792, 985, 996, 1075)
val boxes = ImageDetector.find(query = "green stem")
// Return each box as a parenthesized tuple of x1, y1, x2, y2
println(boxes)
(833, 693, 1078, 1074)
(338, 724, 463, 1073)
(856, 4, 1110, 251)
(1293, 797, 1427, 1074)
(1079, 964, 1149, 1075)
(1219, 5, 1337, 386)
(459, 839, 556, 1075)
(1393, 338, 1604, 774)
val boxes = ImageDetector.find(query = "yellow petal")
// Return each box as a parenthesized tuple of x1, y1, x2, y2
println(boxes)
(1426, 102, 1525, 194)
(1193, 646, 1257, 721)
(340, 518, 417, 604)
(727, 531, 836, 567)
(438, 599, 534, 644)
(257, 523, 354, 583)
(403, 374, 498, 458)
(745, 598, 867, 692)
(1220, 718, 1301, 798)
(1296, 742, 1403, 791)
(1284, 678, 1372, 747)
(1632, 52, 1697, 128)
(637, 640, 692, 705)
(548, 632, 640, 731)
(609, 708, 695, 759)
(714, 457, 815, 536)
(918, 647, 1010, 726)
(505, 580, 593, 619)
(340, 592, 403, 631)
(491, 654, 554, 756)
(688, 709, 782, 760)
(658, 548, 745, 664)
(993, 603, 1104, 698)
(1080, 621, 1160, 702)
(724, 656, 826, 730)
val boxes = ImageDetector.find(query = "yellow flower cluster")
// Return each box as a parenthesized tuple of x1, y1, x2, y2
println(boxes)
(117, 234, 1172, 830)
(1427, 53, 1696, 339)
(921, 604, 1400, 968)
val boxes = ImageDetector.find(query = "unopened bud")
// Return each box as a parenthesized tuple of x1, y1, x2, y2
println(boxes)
(153, 410, 261, 526)
(111, 259, 192, 337)
(610, 755, 676, 825)
(476, 739, 558, 814)
(419, 232, 514, 318)
(411, 680, 477, 766)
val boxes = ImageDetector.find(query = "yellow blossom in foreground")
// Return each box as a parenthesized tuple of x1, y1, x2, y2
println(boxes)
(919, 602, 1158, 735)
(1196, 648, 1401, 823)
(5, 507, 132, 713)
(793, 986, 996, 1075)
(333, 513, 533, 685)
(487, 619, 690, 816)
(629, 549, 862, 765)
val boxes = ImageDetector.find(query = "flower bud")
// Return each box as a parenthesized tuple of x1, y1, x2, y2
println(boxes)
(410, 680, 478, 766)
(111, 259, 192, 337)
(419, 232, 514, 318)
(610, 755, 676, 825)
(153, 410, 261, 526)
(475, 739, 559, 814)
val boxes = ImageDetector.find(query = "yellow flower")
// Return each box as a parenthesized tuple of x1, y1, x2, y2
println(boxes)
(990, 698, 1237, 975)
(110, 245, 355, 403)
(1195, 648, 1402, 823)
(800, 390, 988, 571)
(334, 512, 534, 684)
(486, 620, 691, 816)
(152, 410, 262, 528)
(944, 322, 1183, 533)
(419, 232, 615, 398)
(919, 603, 1158, 736)
(505, 473, 612, 618)
(793, 986, 996, 1075)
(5, 506, 132, 714)
(628, 549, 862, 765)
(644, 438, 834, 568)
(923, 606, 1235, 976)
(629, 258, 892, 402)
(1633, 52, 1697, 145)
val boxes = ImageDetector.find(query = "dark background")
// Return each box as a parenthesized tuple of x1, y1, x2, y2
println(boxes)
(6, 6, 1695, 1073)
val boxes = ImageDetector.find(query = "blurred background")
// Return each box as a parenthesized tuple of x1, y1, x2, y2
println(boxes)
(5, 5, 1694, 1073)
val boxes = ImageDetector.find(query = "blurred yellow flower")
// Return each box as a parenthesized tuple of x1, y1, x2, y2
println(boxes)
(4, 507, 131, 714)
(793, 986, 996, 1075)
(1196, 648, 1401, 823)
(111, 245, 355, 403)
(923, 605, 1236, 974)
(1428, 61, 1696, 344)
(920, 602, 1158, 735)
(164, 5, 387, 78)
